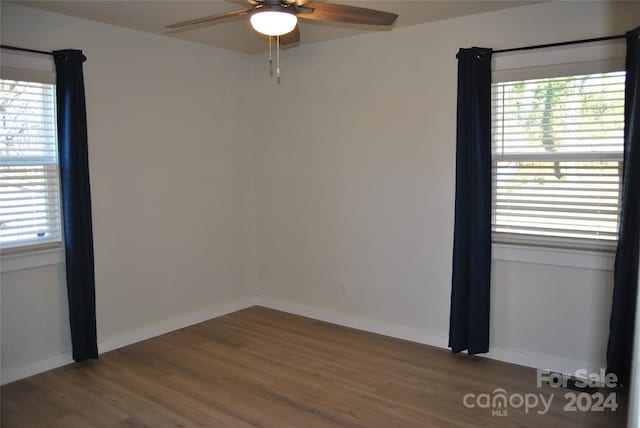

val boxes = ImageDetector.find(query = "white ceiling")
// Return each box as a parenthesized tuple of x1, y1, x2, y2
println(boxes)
(13, 1, 539, 53)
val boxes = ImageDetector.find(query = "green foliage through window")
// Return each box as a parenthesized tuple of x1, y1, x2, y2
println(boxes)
(492, 71, 625, 246)
(0, 79, 62, 250)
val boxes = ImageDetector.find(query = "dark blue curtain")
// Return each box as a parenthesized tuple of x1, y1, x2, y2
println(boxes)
(607, 27, 640, 387)
(54, 50, 98, 362)
(449, 47, 493, 354)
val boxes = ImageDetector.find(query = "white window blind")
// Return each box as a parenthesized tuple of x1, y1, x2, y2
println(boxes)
(0, 78, 62, 250)
(491, 71, 625, 249)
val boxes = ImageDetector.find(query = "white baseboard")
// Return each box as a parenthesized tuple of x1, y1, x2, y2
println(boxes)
(0, 352, 74, 386)
(254, 296, 449, 348)
(1, 298, 257, 385)
(254, 296, 602, 376)
(98, 298, 256, 354)
(484, 346, 602, 377)
(2, 295, 602, 385)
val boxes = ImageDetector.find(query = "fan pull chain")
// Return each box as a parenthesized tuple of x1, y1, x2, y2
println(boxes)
(268, 36, 273, 77)
(276, 35, 281, 84)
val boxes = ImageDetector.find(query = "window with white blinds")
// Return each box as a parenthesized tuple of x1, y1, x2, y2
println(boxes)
(492, 71, 625, 249)
(0, 78, 62, 250)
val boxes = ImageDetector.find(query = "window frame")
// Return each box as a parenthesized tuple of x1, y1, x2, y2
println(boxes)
(0, 50, 65, 268)
(490, 42, 626, 255)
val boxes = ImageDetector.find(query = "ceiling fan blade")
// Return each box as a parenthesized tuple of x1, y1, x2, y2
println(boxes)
(279, 25, 300, 47)
(165, 8, 251, 30)
(298, 2, 397, 26)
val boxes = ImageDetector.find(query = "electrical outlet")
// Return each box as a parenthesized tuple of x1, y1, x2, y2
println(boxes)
(340, 281, 348, 296)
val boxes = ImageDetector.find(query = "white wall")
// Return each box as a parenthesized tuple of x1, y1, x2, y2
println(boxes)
(251, 1, 640, 375)
(1, 3, 258, 382)
(2, 0, 639, 385)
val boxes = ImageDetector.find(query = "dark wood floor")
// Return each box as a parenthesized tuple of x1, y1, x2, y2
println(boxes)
(1, 306, 626, 427)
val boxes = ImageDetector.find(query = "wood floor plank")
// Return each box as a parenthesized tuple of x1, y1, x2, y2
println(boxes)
(1, 306, 626, 427)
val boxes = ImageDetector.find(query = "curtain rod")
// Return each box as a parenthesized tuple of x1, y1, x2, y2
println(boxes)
(1, 44, 56, 57)
(492, 34, 626, 55)
(0, 44, 84, 62)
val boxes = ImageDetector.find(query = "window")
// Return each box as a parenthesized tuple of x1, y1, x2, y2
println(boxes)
(0, 78, 62, 251)
(491, 71, 625, 250)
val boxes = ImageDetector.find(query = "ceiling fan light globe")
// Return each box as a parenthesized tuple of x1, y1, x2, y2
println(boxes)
(250, 10, 297, 37)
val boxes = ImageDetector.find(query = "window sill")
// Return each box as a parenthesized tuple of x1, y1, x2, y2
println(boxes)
(0, 247, 65, 273)
(492, 243, 615, 271)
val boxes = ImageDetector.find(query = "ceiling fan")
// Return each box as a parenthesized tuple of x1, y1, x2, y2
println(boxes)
(165, 0, 398, 81)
